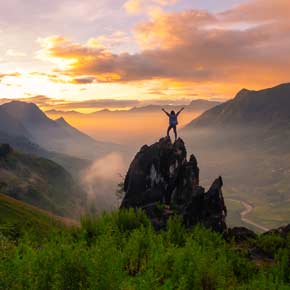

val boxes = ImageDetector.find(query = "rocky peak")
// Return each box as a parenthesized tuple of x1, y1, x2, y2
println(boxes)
(1, 101, 48, 124)
(121, 137, 227, 232)
(55, 117, 70, 127)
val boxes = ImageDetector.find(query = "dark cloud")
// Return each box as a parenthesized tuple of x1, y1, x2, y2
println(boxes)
(71, 76, 96, 84)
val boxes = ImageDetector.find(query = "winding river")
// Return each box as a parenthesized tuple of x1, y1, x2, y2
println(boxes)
(227, 198, 270, 232)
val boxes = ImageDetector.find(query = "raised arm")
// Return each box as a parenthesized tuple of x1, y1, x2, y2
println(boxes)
(176, 107, 184, 116)
(162, 108, 170, 117)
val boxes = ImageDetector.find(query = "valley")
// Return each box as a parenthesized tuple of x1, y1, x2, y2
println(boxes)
(182, 83, 290, 229)
(226, 198, 270, 232)
(0, 83, 290, 230)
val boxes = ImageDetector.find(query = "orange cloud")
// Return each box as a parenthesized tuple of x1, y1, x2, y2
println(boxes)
(37, 0, 290, 99)
(89, 31, 131, 49)
(135, 10, 217, 49)
(124, 0, 143, 14)
(124, 0, 177, 14)
(0, 72, 21, 81)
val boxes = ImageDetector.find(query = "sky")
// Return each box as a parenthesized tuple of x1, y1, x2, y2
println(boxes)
(0, 0, 290, 112)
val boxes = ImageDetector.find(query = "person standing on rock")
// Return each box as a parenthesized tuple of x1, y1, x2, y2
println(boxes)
(162, 107, 184, 141)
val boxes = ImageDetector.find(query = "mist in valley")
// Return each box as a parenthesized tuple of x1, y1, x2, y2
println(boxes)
(81, 152, 128, 213)
(73, 122, 290, 232)
(41, 99, 290, 232)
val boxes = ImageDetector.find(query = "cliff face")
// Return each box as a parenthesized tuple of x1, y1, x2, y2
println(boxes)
(121, 137, 227, 232)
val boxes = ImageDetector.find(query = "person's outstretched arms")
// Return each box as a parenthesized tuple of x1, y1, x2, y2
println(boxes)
(162, 108, 170, 116)
(176, 107, 184, 116)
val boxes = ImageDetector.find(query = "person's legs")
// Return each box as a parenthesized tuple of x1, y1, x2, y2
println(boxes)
(173, 125, 177, 140)
(167, 125, 172, 137)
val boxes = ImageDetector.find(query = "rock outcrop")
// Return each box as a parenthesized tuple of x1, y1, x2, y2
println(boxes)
(226, 227, 257, 243)
(263, 224, 290, 239)
(121, 137, 227, 232)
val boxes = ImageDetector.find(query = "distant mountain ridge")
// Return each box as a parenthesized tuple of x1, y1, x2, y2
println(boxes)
(184, 83, 290, 130)
(46, 99, 221, 116)
(129, 99, 221, 113)
(0, 101, 118, 160)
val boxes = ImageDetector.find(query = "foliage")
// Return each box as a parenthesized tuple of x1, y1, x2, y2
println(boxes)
(115, 181, 125, 201)
(0, 209, 289, 290)
(256, 233, 288, 256)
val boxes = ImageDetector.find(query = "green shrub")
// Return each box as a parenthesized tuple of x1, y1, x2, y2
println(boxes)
(165, 215, 186, 246)
(257, 234, 287, 255)
(0, 210, 290, 289)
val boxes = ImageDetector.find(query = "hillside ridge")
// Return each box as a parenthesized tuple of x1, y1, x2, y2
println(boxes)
(184, 82, 290, 129)
(0, 144, 86, 217)
(0, 100, 118, 160)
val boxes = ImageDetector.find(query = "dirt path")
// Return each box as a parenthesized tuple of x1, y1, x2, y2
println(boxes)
(227, 198, 270, 232)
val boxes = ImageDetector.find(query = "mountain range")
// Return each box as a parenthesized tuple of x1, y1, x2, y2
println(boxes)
(45, 99, 221, 144)
(182, 83, 290, 230)
(184, 83, 290, 130)
(46, 99, 221, 116)
(0, 101, 118, 160)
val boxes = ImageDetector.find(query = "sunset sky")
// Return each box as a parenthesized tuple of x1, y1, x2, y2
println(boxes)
(0, 0, 289, 112)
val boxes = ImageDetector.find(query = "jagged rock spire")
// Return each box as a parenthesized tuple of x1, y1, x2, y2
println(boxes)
(121, 137, 227, 232)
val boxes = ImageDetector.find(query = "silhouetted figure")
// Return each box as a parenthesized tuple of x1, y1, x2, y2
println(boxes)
(162, 107, 184, 141)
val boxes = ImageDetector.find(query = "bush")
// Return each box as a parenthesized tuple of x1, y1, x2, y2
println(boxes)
(0, 210, 290, 289)
(257, 234, 287, 255)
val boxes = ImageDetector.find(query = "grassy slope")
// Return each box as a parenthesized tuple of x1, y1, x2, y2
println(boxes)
(0, 193, 77, 239)
(0, 147, 86, 218)
(0, 209, 289, 289)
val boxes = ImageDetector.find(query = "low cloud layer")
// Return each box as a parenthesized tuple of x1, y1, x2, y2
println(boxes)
(81, 153, 126, 211)
(0, 95, 141, 110)
(0, 94, 200, 111)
